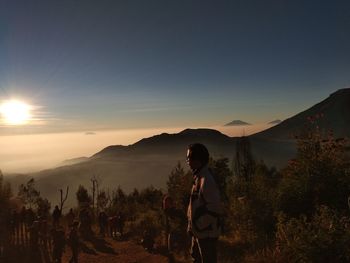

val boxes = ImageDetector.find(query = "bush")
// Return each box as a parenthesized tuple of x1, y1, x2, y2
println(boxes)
(276, 206, 350, 263)
(228, 162, 278, 247)
(276, 128, 350, 217)
(127, 210, 164, 239)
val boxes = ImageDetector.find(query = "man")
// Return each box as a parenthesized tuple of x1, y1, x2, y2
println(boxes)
(187, 143, 222, 263)
(52, 206, 62, 228)
(98, 211, 108, 237)
(68, 221, 79, 263)
(117, 212, 125, 238)
(51, 227, 65, 263)
(66, 208, 75, 227)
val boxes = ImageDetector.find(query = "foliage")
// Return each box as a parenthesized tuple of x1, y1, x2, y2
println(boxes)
(166, 162, 192, 211)
(0, 172, 12, 226)
(0, 172, 12, 207)
(166, 163, 192, 234)
(228, 162, 278, 245)
(127, 210, 164, 239)
(112, 186, 127, 207)
(76, 185, 92, 207)
(209, 157, 233, 202)
(138, 186, 163, 210)
(97, 190, 110, 211)
(276, 206, 350, 263)
(36, 196, 51, 218)
(227, 123, 350, 262)
(276, 128, 350, 217)
(233, 136, 255, 181)
(17, 178, 52, 217)
(18, 178, 40, 208)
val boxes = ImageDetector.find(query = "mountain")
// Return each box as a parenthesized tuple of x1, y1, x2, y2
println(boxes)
(252, 89, 350, 140)
(93, 129, 235, 159)
(224, 120, 251, 126)
(268, 119, 282, 125)
(60, 157, 89, 166)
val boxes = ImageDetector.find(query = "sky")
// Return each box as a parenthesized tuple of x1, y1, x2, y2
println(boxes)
(0, 0, 350, 172)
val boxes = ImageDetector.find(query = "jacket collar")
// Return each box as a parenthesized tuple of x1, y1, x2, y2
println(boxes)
(193, 164, 208, 178)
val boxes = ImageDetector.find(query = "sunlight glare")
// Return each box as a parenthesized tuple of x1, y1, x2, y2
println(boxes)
(0, 100, 32, 125)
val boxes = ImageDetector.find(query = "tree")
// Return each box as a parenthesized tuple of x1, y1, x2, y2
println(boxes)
(0, 171, 12, 205)
(17, 178, 52, 217)
(76, 185, 91, 207)
(129, 188, 140, 203)
(18, 178, 40, 208)
(233, 136, 255, 181)
(209, 158, 232, 202)
(0, 172, 12, 222)
(90, 175, 100, 213)
(167, 162, 192, 210)
(277, 127, 350, 217)
(139, 186, 163, 209)
(59, 186, 69, 212)
(97, 190, 110, 212)
(36, 197, 51, 218)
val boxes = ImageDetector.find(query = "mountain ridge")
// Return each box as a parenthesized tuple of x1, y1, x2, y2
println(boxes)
(252, 88, 350, 139)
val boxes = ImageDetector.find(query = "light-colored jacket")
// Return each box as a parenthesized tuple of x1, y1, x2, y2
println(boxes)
(187, 165, 223, 239)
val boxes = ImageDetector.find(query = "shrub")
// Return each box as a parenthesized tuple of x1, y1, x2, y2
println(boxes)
(276, 206, 350, 263)
(276, 128, 350, 217)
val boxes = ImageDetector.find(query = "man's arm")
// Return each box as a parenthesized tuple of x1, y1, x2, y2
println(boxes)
(200, 174, 222, 214)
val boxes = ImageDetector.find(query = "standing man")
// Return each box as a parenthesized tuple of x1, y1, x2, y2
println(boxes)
(52, 206, 62, 228)
(51, 227, 65, 263)
(186, 143, 223, 263)
(68, 221, 79, 263)
(98, 211, 108, 237)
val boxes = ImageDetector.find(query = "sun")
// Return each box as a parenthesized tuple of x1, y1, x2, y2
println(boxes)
(0, 100, 32, 125)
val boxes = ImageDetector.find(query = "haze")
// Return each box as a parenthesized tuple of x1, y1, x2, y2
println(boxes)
(0, 124, 270, 173)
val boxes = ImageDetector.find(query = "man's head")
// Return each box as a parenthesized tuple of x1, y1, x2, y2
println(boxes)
(186, 143, 209, 171)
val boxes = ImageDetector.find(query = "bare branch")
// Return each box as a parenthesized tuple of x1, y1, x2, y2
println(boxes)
(59, 186, 69, 212)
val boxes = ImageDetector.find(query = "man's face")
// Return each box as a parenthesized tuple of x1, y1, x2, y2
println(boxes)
(186, 149, 202, 171)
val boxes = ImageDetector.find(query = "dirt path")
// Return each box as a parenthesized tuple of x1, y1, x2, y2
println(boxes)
(61, 237, 169, 263)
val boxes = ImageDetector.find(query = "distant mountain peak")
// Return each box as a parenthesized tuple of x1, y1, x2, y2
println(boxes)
(179, 128, 225, 136)
(224, 120, 251, 126)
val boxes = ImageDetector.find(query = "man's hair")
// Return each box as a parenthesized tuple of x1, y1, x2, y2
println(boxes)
(188, 143, 209, 165)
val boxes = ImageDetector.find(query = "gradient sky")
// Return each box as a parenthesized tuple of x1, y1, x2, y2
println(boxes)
(0, 0, 350, 135)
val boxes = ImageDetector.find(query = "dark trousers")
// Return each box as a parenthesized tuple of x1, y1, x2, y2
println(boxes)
(190, 237, 218, 263)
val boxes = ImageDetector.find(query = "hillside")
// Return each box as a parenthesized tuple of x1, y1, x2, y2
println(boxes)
(252, 89, 350, 140)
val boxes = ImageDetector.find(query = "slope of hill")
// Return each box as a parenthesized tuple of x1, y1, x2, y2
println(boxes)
(268, 119, 282, 125)
(253, 89, 350, 140)
(60, 156, 89, 166)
